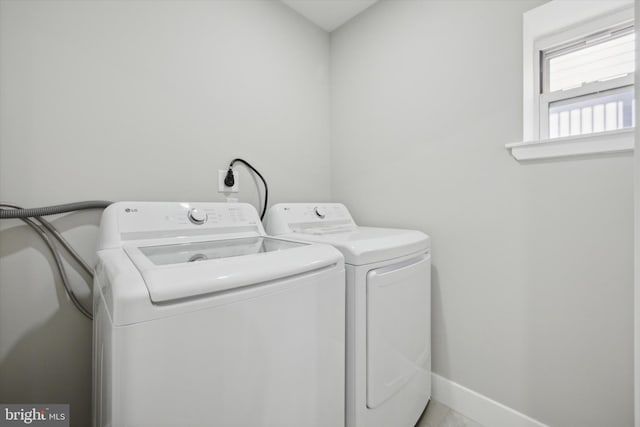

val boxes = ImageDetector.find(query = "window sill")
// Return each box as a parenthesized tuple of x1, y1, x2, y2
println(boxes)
(505, 129, 634, 161)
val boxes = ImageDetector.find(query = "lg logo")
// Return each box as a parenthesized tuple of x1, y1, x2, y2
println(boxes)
(124, 208, 139, 213)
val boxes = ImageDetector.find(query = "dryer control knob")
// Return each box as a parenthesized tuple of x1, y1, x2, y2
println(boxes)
(188, 208, 208, 225)
(314, 206, 326, 219)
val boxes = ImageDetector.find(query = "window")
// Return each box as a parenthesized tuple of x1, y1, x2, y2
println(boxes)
(540, 23, 635, 139)
(506, 0, 635, 161)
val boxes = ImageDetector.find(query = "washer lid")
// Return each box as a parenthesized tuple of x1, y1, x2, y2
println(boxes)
(124, 236, 341, 302)
(285, 226, 430, 266)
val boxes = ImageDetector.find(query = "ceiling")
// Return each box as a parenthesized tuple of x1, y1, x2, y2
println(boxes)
(280, 0, 379, 32)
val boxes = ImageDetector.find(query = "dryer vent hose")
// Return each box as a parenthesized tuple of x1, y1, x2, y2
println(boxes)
(0, 200, 112, 219)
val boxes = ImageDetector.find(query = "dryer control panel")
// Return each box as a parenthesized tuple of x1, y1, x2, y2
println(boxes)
(265, 203, 356, 235)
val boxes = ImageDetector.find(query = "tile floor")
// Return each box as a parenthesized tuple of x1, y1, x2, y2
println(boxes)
(415, 400, 484, 427)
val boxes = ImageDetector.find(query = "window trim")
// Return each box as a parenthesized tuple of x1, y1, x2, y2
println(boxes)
(507, 0, 635, 161)
(505, 128, 633, 161)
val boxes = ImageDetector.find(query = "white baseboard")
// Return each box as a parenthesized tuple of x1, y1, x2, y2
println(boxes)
(431, 373, 548, 427)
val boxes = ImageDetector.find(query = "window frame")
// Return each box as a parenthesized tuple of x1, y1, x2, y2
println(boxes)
(507, 0, 635, 161)
(537, 15, 634, 140)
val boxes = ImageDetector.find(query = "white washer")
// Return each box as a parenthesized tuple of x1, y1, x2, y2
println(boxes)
(93, 202, 346, 427)
(266, 203, 431, 427)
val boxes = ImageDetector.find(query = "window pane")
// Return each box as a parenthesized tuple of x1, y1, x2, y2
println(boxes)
(548, 32, 635, 92)
(548, 89, 634, 138)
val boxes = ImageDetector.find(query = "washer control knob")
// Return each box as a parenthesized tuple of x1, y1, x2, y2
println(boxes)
(314, 206, 326, 219)
(188, 208, 207, 225)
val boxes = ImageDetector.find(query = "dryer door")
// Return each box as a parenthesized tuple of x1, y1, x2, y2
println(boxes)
(366, 253, 430, 409)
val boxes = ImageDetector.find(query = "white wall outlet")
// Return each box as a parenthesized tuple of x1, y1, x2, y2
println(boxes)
(218, 170, 239, 193)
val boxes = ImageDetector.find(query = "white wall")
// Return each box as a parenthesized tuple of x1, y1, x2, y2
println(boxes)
(331, 1, 634, 426)
(2, 1, 635, 426)
(0, 1, 330, 426)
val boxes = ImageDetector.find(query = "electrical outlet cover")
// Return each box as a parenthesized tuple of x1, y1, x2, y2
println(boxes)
(218, 170, 239, 193)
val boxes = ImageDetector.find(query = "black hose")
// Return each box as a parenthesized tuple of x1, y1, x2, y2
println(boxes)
(0, 200, 112, 219)
(229, 158, 268, 220)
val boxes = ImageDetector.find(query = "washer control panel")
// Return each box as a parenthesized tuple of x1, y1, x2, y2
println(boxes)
(98, 202, 265, 250)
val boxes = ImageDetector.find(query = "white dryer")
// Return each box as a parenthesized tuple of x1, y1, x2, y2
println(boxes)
(266, 203, 431, 427)
(93, 202, 346, 427)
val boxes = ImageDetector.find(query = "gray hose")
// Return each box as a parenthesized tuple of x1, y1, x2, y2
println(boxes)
(1, 203, 94, 277)
(0, 206, 93, 319)
(0, 201, 111, 320)
(0, 200, 112, 219)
